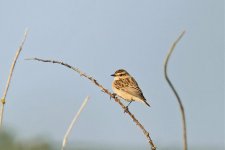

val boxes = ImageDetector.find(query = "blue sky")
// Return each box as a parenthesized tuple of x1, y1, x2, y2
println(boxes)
(0, 0, 224, 149)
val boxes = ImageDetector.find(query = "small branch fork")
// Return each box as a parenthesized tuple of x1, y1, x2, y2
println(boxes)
(164, 31, 187, 150)
(26, 57, 156, 150)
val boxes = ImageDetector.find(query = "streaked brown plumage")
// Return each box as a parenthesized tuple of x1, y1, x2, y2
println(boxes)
(111, 69, 150, 107)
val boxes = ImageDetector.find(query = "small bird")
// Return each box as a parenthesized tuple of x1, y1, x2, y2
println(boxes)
(111, 69, 150, 107)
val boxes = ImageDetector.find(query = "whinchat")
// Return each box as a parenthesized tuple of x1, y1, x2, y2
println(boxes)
(111, 69, 150, 107)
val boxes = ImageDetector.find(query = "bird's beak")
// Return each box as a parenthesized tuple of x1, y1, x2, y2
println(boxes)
(111, 74, 115, 77)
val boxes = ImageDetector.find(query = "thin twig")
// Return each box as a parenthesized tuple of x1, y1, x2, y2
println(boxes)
(0, 29, 29, 127)
(61, 96, 90, 150)
(26, 57, 157, 150)
(163, 31, 187, 150)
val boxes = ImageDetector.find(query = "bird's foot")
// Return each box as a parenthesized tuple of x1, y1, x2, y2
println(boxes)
(110, 93, 117, 100)
(124, 101, 132, 113)
(124, 106, 129, 113)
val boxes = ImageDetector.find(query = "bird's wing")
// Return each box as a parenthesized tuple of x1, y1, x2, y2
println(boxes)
(114, 77, 146, 100)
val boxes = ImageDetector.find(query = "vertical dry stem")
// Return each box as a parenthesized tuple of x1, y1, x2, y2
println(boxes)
(26, 57, 156, 150)
(164, 31, 187, 150)
(0, 29, 29, 127)
(61, 96, 90, 150)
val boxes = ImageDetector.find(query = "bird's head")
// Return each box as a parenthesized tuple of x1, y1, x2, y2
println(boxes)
(111, 69, 130, 79)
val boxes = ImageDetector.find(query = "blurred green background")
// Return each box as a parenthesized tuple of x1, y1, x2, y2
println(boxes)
(1, 129, 224, 150)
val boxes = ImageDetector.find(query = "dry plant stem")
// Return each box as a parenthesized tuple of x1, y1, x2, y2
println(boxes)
(61, 96, 90, 150)
(0, 29, 29, 127)
(26, 57, 156, 150)
(164, 31, 187, 150)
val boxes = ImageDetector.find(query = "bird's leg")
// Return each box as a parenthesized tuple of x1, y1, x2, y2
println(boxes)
(127, 101, 132, 107)
(124, 101, 132, 113)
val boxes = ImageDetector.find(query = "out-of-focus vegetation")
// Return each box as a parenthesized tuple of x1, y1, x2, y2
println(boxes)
(0, 130, 53, 150)
(0, 130, 224, 150)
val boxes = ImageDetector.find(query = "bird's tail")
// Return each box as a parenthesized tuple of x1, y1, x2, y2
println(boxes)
(144, 100, 150, 107)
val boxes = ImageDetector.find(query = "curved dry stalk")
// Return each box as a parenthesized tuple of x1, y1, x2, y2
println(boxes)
(61, 96, 90, 150)
(26, 57, 156, 150)
(163, 31, 187, 150)
(0, 29, 29, 127)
